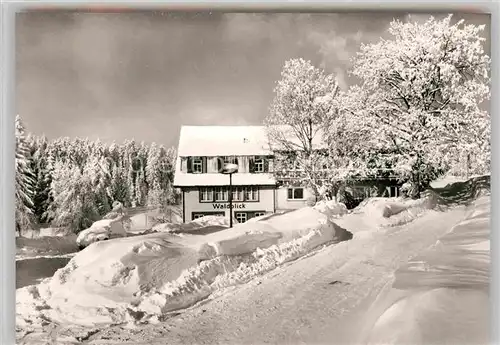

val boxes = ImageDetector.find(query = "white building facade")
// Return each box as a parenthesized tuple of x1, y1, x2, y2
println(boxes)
(173, 126, 317, 223)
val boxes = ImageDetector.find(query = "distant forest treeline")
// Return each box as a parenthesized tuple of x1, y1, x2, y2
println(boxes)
(15, 115, 178, 233)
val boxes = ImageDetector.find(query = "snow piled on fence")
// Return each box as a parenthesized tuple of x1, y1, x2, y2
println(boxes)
(16, 201, 352, 331)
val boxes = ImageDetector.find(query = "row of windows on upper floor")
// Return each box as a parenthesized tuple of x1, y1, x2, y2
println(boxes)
(180, 156, 273, 174)
(198, 186, 305, 203)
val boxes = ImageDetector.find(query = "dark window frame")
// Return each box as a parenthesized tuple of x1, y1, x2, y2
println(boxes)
(231, 186, 245, 202)
(192, 211, 225, 221)
(199, 187, 215, 203)
(198, 186, 260, 203)
(234, 212, 248, 223)
(388, 186, 400, 198)
(244, 186, 260, 202)
(254, 156, 265, 173)
(192, 156, 203, 174)
(214, 186, 229, 202)
(233, 210, 267, 224)
(287, 187, 305, 200)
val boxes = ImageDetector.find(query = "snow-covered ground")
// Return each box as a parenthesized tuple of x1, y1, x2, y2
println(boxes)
(83, 198, 485, 345)
(16, 200, 352, 342)
(15, 176, 490, 345)
(362, 194, 490, 345)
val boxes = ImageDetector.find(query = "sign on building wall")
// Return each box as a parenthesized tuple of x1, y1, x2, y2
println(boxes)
(212, 203, 247, 210)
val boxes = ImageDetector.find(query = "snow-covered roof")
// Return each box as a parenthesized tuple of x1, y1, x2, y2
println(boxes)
(177, 126, 273, 157)
(173, 173, 277, 187)
(177, 125, 326, 157)
(173, 125, 327, 187)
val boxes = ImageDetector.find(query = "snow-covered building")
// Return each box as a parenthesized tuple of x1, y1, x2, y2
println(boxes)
(173, 125, 319, 223)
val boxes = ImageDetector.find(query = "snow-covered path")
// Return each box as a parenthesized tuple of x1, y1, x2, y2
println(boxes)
(88, 206, 467, 345)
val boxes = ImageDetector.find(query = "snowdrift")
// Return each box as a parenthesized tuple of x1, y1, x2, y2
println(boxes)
(341, 194, 438, 232)
(361, 191, 490, 345)
(16, 204, 352, 332)
(125, 205, 183, 234)
(152, 215, 233, 234)
(76, 216, 128, 249)
(344, 175, 490, 233)
(313, 200, 348, 219)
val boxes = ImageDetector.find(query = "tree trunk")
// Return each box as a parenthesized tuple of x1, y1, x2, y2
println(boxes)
(331, 184, 340, 203)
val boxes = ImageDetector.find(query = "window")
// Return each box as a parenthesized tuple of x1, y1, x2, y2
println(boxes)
(232, 187, 244, 202)
(254, 156, 264, 173)
(388, 186, 400, 198)
(192, 157, 203, 173)
(192, 212, 224, 220)
(287, 187, 304, 200)
(199, 187, 214, 202)
(351, 186, 370, 201)
(215, 187, 229, 202)
(245, 186, 259, 201)
(254, 212, 266, 218)
(235, 212, 248, 223)
(224, 156, 239, 165)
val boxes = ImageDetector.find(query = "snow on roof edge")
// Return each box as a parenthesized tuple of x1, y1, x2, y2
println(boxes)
(176, 125, 326, 157)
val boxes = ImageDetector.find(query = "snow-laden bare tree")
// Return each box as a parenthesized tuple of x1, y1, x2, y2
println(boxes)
(265, 58, 339, 199)
(321, 86, 393, 201)
(340, 15, 490, 198)
(15, 115, 35, 231)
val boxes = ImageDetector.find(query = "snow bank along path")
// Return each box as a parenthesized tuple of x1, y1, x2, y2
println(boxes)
(361, 195, 490, 345)
(16, 200, 351, 339)
(84, 198, 469, 345)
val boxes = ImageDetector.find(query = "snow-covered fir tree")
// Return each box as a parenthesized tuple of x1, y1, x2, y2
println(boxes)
(146, 143, 163, 207)
(15, 115, 35, 231)
(134, 142, 149, 206)
(106, 142, 130, 206)
(27, 135, 53, 224)
(47, 160, 100, 231)
(15, 127, 178, 232)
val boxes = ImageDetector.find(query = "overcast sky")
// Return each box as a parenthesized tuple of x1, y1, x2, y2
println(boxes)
(16, 11, 491, 148)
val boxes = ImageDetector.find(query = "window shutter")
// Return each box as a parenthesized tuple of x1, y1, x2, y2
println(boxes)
(187, 157, 193, 173)
(181, 157, 188, 172)
(267, 158, 274, 173)
(287, 188, 293, 199)
(217, 157, 222, 172)
(237, 156, 244, 173)
(264, 157, 269, 173)
(202, 157, 207, 173)
(249, 157, 255, 173)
